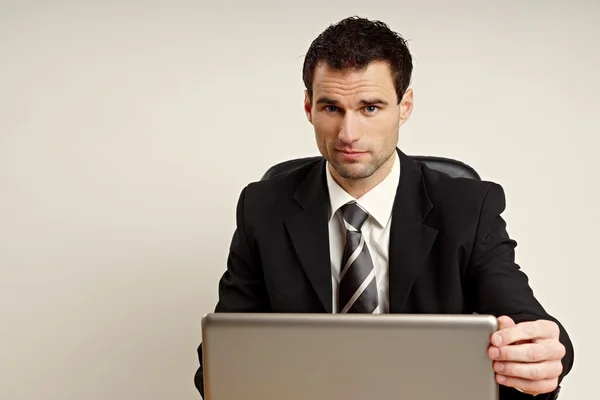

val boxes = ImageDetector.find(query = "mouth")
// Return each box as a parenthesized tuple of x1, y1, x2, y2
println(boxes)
(337, 149, 367, 160)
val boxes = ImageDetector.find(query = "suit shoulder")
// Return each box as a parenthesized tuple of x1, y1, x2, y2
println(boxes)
(421, 164, 507, 214)
(242, 158, 322, 206)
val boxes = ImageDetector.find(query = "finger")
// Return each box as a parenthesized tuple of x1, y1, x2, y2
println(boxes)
(495, 374, 558, 396)
(490, 316, 516, 346)
(497, 315, 516, 330)
(489, 342, 566, 362)
(493, 360, 563, 381)
(492, 320, 560, 346)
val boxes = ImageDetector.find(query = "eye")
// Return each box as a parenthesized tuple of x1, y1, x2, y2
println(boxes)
(364, 105, 379, 113)
(325, 105, 338, 113)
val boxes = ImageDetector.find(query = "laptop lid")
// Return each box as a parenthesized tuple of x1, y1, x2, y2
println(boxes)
(201, 313, 499, 400)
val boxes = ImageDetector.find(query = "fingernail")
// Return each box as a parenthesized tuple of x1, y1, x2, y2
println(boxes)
(495, 362, 504, 372)
(493, 334, 503, 346)
(497, 375, 506, 383)
(490, 348, 500, 359)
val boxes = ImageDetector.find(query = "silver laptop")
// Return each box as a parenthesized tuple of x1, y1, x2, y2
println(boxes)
(201, 313, 499, 400)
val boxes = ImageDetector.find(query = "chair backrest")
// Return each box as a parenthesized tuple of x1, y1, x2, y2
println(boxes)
(261, 155, 481, 181)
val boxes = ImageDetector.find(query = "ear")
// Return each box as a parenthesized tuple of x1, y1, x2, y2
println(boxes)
(304, 90, 313, 124)
(398, 88, 414, 127)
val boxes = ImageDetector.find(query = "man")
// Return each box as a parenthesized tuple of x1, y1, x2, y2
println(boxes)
(195, 16, 574, 399)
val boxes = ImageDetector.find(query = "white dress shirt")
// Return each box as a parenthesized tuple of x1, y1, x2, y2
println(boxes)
(325, 152, 400, 314)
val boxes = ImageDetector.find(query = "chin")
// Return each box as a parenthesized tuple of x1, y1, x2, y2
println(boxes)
(332, 162, 375, 180)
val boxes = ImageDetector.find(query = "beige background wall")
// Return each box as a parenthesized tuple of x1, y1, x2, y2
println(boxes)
(1, 1, 598, 399)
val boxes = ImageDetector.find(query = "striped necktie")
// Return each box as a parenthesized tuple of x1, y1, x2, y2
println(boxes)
(338, 201, 379, 314)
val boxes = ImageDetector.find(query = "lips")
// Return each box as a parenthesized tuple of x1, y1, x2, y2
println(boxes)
(338, 150, 367, 160)
(337, 149, 367, 154)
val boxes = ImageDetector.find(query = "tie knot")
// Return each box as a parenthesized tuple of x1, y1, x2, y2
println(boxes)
(341, 201, 369, 231)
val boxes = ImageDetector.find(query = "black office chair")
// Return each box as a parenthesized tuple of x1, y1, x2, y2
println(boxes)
(262, 155, 481, 181)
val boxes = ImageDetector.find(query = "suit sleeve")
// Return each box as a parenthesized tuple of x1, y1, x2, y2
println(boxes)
(194, 186, 270, 397)
(465, 183, 574, 400)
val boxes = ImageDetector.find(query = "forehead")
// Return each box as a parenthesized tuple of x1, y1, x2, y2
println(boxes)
(312, 60, 397, 102)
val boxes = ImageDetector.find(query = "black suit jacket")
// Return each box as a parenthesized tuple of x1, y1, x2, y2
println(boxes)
(195, 150, 574, 399)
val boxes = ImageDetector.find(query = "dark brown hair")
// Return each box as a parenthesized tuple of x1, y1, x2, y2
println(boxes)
(302, 16, 413, 104)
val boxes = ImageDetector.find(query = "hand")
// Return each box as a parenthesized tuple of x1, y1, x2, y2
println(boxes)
(488, 316, 565, 395)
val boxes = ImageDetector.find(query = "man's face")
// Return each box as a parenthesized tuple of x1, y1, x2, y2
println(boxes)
(304, 61, 412, 189)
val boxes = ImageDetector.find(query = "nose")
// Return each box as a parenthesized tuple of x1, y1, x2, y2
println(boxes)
(338, 114, 360, 144)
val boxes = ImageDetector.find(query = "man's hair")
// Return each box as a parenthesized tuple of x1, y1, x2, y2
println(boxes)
(302, 16, 413, 104)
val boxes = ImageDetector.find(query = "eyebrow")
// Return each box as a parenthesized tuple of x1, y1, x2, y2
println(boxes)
(359, 98, 388, 106)
(315, 97, 339, 105)
(315, 97, 389, 106)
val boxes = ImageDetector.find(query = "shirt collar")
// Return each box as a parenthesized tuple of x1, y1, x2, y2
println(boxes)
(325, 151, 400, 228)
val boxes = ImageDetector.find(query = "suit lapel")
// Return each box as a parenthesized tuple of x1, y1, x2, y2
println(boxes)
(389, 150, 439, 313)
(284, 160, 333, 313)
(282, 150, 438, 314)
